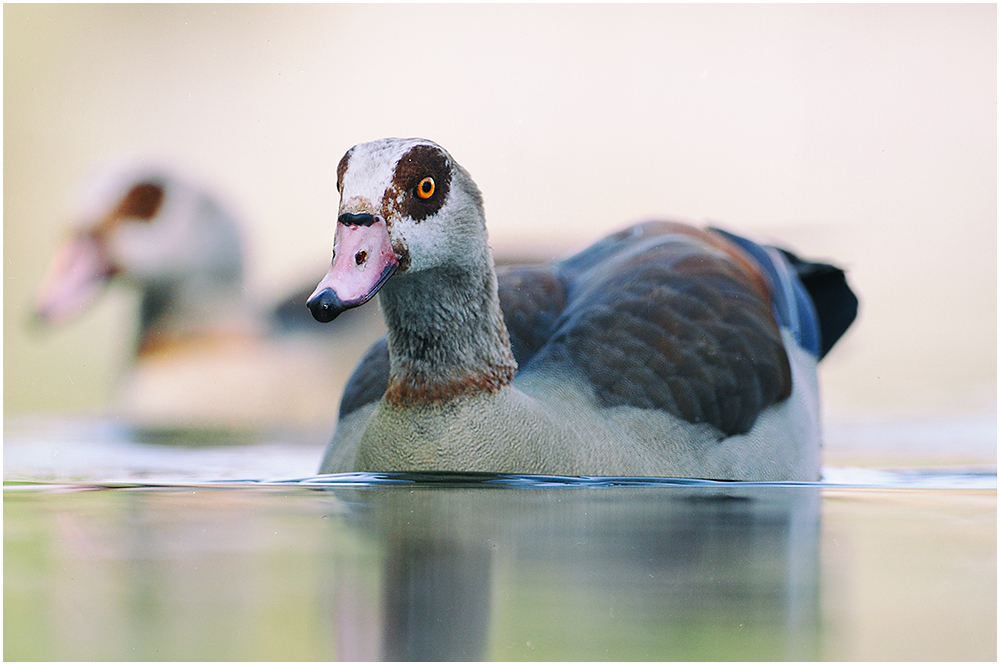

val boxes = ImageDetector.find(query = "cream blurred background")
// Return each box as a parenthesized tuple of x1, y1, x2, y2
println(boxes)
(4, 5, 996, 433)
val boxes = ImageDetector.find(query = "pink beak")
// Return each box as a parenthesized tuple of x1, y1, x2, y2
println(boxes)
(35, 234, 116, 324)
(307, 214, 399, 323)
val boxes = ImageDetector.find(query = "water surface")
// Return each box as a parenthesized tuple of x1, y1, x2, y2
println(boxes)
(4, 418, 996, 661)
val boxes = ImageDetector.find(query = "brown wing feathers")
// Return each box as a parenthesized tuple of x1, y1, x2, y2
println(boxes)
(535, 226, 791, 436)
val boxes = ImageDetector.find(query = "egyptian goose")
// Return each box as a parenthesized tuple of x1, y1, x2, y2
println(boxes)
(34, 162, 376, 427)
(307, 138, 857, 480)
(36, 163, 247, 348)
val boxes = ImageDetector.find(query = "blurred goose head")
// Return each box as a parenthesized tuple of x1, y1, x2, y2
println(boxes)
(35, 163, 245, 353)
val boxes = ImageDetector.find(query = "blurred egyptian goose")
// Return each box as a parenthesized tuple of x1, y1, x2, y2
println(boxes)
(36, 163, 248, 348)
(308, 138, 857, 480)
(35, 162, 375, 427)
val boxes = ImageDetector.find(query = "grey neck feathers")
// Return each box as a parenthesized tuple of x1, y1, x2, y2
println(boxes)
(378, 249, 517, 406)
(135, 194, 246, 355)
(136, 257, 246, 356)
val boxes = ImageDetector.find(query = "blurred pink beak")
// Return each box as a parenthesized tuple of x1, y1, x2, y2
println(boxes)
(307, 215, 398, 323)
(35, 234, 116, 324)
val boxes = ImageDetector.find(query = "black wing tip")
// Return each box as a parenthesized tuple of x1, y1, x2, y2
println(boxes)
(777, 248, 859, 358)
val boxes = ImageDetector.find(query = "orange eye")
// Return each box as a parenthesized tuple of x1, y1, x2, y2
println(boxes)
(416, 176, 435, 199)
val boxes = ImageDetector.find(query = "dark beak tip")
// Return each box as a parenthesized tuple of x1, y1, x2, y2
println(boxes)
(306, 288, 344, 323)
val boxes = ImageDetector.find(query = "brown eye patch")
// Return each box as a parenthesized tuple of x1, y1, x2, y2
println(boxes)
(114, 182, 164, 221)
(336, 147, 354, 194)
(387, 144, 451, 222)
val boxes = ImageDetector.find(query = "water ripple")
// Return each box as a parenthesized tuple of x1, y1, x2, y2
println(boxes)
(9, 467, 992, 493)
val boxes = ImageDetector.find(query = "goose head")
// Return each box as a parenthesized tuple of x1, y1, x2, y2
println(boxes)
(307, 138, 487, 322)
(35, 163, 244, 348)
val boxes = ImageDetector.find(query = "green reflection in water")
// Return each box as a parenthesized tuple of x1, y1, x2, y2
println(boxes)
(3, 483, 996, 661)
(4, 489, 377, 661)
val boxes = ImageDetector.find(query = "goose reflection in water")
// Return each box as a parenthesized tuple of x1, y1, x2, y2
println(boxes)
(324, 479, 821, 661)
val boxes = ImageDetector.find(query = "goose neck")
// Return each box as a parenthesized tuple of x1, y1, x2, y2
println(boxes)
(378, 260, 517, 406)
